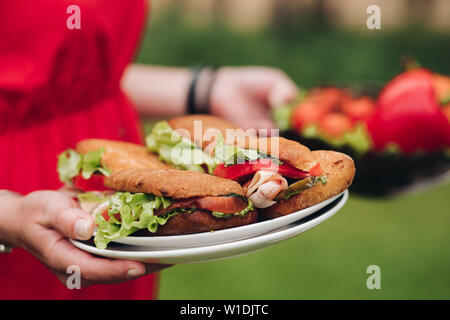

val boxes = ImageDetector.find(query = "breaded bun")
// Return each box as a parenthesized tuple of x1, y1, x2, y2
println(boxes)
(168, 115, 318, 171)
(168, 114, 240, 149)
(233, 135, 318, 171)
(104, 168, 245, 198)
(76, 139, 172, 172)
(260, 150, 355, 218)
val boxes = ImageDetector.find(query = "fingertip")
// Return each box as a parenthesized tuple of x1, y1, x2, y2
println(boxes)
(269, 84, 299, 108)
(61, 207, 95, 240)
(74, 217, 95, 240)
(121, 261, 147, 279)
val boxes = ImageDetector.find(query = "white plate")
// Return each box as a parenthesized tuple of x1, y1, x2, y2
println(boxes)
(70, 190, 347, 264)
(111, 191, 346, 248)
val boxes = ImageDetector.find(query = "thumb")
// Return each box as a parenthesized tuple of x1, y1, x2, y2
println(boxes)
(53, 208, 95, 240)
(41, 193, 95, 240)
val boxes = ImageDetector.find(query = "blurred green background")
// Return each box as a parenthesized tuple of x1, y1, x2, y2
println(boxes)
(137, 2, 450, 299)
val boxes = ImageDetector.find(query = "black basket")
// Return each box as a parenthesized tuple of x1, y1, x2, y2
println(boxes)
(281, 131, 450, 197)
(280, 82, 450, 197)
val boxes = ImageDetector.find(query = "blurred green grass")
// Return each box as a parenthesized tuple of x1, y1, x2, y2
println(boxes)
(137, 13, 450, 299)
(158, 183, 450, 299)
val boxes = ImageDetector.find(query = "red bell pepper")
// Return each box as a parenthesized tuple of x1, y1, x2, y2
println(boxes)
(367, 68, 450, 153)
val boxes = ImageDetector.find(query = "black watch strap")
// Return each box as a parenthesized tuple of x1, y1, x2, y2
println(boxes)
(187, 65, 204, 114)
(187, 65, 218, 114)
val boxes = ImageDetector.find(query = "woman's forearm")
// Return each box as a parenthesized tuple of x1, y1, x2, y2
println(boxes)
(121, 64, 191, 117)
(0, 191, 21, 246)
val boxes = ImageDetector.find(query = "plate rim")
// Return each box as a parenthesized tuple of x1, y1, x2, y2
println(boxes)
(70, 190, 348, 262)
(111, 190, 346, 247)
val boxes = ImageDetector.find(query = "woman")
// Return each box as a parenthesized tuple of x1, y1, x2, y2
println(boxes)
(0, 0, 298, 299)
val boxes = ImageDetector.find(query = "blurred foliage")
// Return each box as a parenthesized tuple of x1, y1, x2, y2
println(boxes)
(137, 11, 450, 299)
(137, 10, 450, 89)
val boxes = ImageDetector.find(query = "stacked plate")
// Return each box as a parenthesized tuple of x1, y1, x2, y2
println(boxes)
(71, 190, 348, 264)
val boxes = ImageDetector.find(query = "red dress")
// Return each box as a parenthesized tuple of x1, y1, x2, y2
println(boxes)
(0, 0, 158, 299)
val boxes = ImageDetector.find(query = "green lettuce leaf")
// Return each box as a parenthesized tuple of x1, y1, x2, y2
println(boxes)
(94, 192, 174, 249)
(93, 191, 255, 249)
(77, 192, 108, 203)
(212, 197, 254, 219)
(213, 134, 282, 166)
(81, 148, 110, 179)
(57, 148, 111, 183)
(146, 121, 219, 173)
(272, 105, 294, 131)
(302, 122, 373, 154)
(57, 149, 82, 183)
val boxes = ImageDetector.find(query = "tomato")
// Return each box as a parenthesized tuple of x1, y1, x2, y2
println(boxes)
(155, 196, 248, 215)
(72, 173, 111, 192)
(309, 87, 347, 112)
(309, 163, 323, 177)
(101, 209, 121, 222)
(291, 88, 352, 132)
(341, 96, 376, 122)
(319, 113, 353, 138)
(195, 196, 247, 214)
(291, 101, 328, 131)
(368, 68, 450, 153)
(214, 159, 310, 181)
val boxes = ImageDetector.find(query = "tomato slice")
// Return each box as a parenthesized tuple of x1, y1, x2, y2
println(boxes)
(72, 173, 111, 192)
(309, 163, 322, 177)
(214, 159, 310, 181)
(101, 209, 121, 222)
(156, 196, 248, 215)
(195, 196, 247, 214)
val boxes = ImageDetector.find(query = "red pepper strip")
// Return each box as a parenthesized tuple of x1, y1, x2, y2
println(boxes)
(213, 159, 311, 181)
(73, 173, 111, 192)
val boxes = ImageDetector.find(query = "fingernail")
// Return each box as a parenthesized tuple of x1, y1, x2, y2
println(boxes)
(127, 268, 145, 278)
(75, 219, 91, 239)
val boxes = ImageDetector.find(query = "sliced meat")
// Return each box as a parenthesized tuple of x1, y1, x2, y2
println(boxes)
(244, 171, 288, 208)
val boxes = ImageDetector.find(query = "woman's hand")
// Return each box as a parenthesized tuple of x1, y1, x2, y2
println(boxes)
(210, 67, 299, 130)
(0, 190, 169, 287)
(122, 64, 298, 130)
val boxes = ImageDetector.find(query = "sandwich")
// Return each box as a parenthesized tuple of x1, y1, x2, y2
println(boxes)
(57, 138, 172, 214)
(146, 115, 355, 215)
(93, 168, 257, 248)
